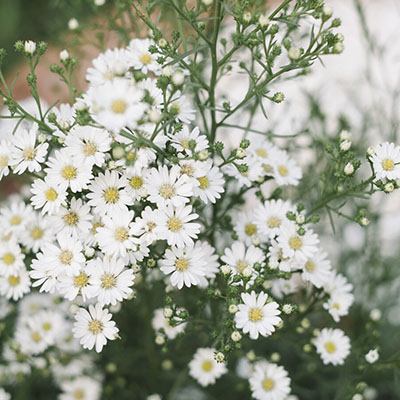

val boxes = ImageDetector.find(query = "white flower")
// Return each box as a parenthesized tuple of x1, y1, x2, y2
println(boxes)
(73, 303, 119, 352)
(131, 206, 161, 245)
(224, 158, 263, 187)
(170, 126, 209, 155)
(221, 241, 264, 276)
(146, 165, 193, 208)
(87, 170, 132, 215)
(323, 291, 354, 322)
(86, 256, 134, 305)
(234, 211, 259, 246)
(0, 140, 14, 180)
(365, 349, 379, 364)
(168, 94, 195, 124)
(193, 162, 224, 204)
(58, 269, 92, 301)
(249, 361, 291, 400)
(46, 103, 75, 137)
(52, 197, 92, 237)
(313, 328, 351, 366)
(0, 240, 25, 276)
(160, 245, 206, 289)
(10, 125, 48, 174)
(0, 267, 31, 300)
(254, 199, 293, 239)
(370, 142, 400, 181)
(277, 223, 319, 265)
(64, 125, 111, 166)
(189, 347, 227, 387)
(24, 40, 36, 54)
(20, 213, 53, 252)
(129, 38, 161, 74)
(151, 308, 186, 339)
(302, 252, 333, 288)
(85, 78, 145, 133)
(0, 201, 32, 236)
(45, 150, 93, 193)
(30, 178, 67, 215)
(59, 376, 101, 400)
(157, 205, 201, 248)
(235, 291, 281, 340)
(123, 165, 149, 200)
(270, 151, 302, 186)
(0, 388, 11, 400)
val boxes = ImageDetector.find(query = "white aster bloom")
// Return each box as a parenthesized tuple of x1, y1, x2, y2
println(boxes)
(10, 125, 48, 174)
(0, 267, 31, 300)
(0, 388, 10, 400)
(123, 165, 149, 200)
(0, 240, 25, 277)
(0, 201, 32, 236)
(58, 268, 92, 302)
(193, 162, 224, 204)
(189, 347, 227, 387)
(249, 361, 291, 400)
(73, 303, 119, 352)
(270, 151, 302, 186)
(313, 328, 351, 366)
(235, 291, 281, 340)
(170, 126, 209, 155)
(59, 376, 102, 400)
(129, 38, 161, 74)
(370, 142, 400, 181)
(302, 252, 333, 288)
(168, 94, 196, 124)
(0, 140, 14, 180)
(20, 213, 53, 252)
(365, 349, 379, 364)
(160, 245, 206, 289)
(46, 103, 75, 138)
(130, 206, 161, 245)
(234, 211, 259, 246)
(86, 256, 134, 306)
(30, 178, 67, 215)
(157, 205, 201, 248)
(323, 291, 354, 322)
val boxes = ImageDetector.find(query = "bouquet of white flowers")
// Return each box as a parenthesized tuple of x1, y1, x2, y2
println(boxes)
(0, 1, 398, 399)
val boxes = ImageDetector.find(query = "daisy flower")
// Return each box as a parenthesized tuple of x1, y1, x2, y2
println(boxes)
(87, 170, 132, 215)
(130, 206, 161, 245)
(123, 165, 149, 201)
(20, 214, 53, 252)
(254, 199, 293, 239)
(189, 348, 227, 387)
(64, 125, 111, 167)
(270, 151, 302, 186)
(30, 252, 60, 293)
(86, 47, 131, 86)
(249, 361, 291, 400)
(0, 240, 25, 277)
(323, 291, 354, 322)
(59, 376, 101, 400)
(73, 303, 119, 352)
(157, 205, 201, 248)
(30, 178, 67, 215)
(160, 245, 206, 289)
(46, 103, 75, 138)
(194, 162, 224, 204)
(146, 165, 193, 208)
(15, 323, 49, 355)
(302, 252, 333, 288)
(10, 125, 48, 174)
(58, 269, 92, 301)
(168, 94, 196, 124)
(85, 78, 145, 133)
(0, 201, 32, 236)
(0, 140, 14, 180)
(221, 241, 264, 276)
(370, 142, 400, 181)
(277, 223, 319, 265)
(170, 126, 209, 155)
(235, 291, 281, 340)
(45, 150, 93, 193)
(195, 241, 219, 286)
(86, 256, 134, 306)
(151, 308, 186, 339)
(0, 389, 10, 400)
(0, 267, 31, 300)
(52, 197, 92, 237)
(129, 38, 161, 74)
(313, 328, 351, 366)
(234, 211, 259, 246)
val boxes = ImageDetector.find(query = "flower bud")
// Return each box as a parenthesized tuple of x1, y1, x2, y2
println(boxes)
(365, 349, 379, 364)
(236, 148, 246, 159)
(228, 304, 238, 314)
(24, 40, 36, 54)
(172, 71, 185, 86)
(155, 335, 165, 345)
(163, 307, 173, 318)
(243, 12, 252, 23)
(60, 49, 70, 61)
(68, 18, 79, 30)
(384, 182, 394, 193)
(259, 14, 269, 28)
(288, 47, 301, 60)
(215, 352, 225, 363)
(282, 304, 293, 314)
(344, 162, 354, 175)
(369, 308, 381, 321)
(95, 0, 106, 5)
(221, 264, 231, 275)
(231, 331, 242, 342)
(340, 139, 352, 152)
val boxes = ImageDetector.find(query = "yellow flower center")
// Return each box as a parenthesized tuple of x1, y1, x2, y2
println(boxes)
(10, 215, 22, 226)
(0, 155, 8, 168)
(324, 341, 337, 354)
(31, 227, 44, 240)
(262, 163, 273, 173)
(267, 216, 281, 229)
(23, 147, 36, 161)
(180, 139, 190, 149)
(289, 235, 303, 250)
(305, 260, 315, 272)
(114, 227, 129, 242)
(175, 258, 189, 271)
(248, 307, 263, 322)
(101, 273, 116, 289)
(31, 331, 42, 343)
(126, 151, 137, 162)
(73, 272, 89, 288)
(256, 148, 268, 158)
(181, 164, 194, 176)
(244, 223, 257, 237)
(59, 250, 73, 265)
(278, 165, 288, 177)
(139, 52, 152, 65)
(91, 221, 104, 235)
(103, 187, 120, 204)
(147, 221, 156, 231)
(159, 184, 175, 199)
(262, 378, 275, 391)
(111, 99, 127, 114)
(382, 158, 395, 171)
(8, 275, 20, 286)
(63, 212, 79, 226)
(197, 176, 209, 189)
(61, 165, 77, 180)
(236, 260, 248, 274)
(83, 141, 97, 156)
(130, 176, 143, 189)
(45, 188, 58, 202)
(2, 252, 15, 266)
(201, 360, 214, 372)
(167, 217, 182, 232)
(42, 322, 52, 331)
(73, 389, 85, 400)
(88, 319, 103, 335)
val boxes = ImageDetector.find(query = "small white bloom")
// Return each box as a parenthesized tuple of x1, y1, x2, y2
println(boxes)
(365, 349, 379, 364)
(370, 142, 400, 181)
(24, 40, 36, 54)
(313, 328, 351, 366)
